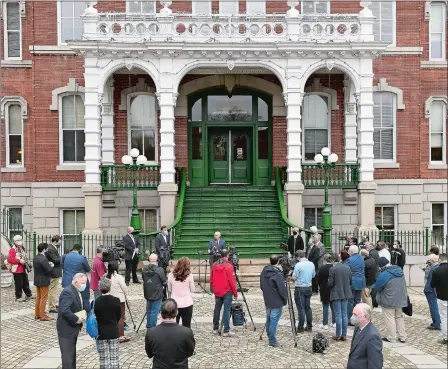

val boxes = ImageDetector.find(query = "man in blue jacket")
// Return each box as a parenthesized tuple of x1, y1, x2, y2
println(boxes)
(424, 254, 440, 330)
(372, 257, 408, 343)
(345, 245, 366, 321)
(260, 255, 288, 348)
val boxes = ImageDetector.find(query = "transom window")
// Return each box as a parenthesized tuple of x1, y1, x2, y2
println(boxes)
(62, 209, 85, 253)
(127, 0, 156, 13)
(370, 0, 395, 43)
(430, 101, 447, 163)
(302, 94, 330, 161)
(302, 0, 330, 13)
(5, 104, 23, 167)
(208, 96, 253, 122)
(58, 0, 87, 43)
(373, 92, 396, 162)
(3, 1, 22, 59)
(429, 2, 447, 60)
(128, 94, 157, 163)
(61, 95, 85, 163)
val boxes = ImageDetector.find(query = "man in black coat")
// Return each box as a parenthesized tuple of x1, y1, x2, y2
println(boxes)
(33, 243, 54, 321)
(360, 249, 379, 309)
(154, 225, 171, 269)
(46, 235, 62, 313)
(347, 303, 383, 369)
(57, 273, 89, 369)
(145, 299, 195, 369)
(430, 253, 448, 344)
(390, 240, 406, 269)
(122, 226, 141, 285)
(287, 227, 304, 256)
(260, 255, 288, 347)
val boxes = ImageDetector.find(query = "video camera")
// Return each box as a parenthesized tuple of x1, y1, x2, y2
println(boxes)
(228, 247, 240, 270)
(103, 241, 126, 263)
(278, 242, 294, 277)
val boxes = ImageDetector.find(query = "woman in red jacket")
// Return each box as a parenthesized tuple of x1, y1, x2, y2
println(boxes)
(8, 235, 33, 301)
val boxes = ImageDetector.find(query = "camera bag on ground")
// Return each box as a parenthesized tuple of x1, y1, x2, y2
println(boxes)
(312, 333, 329, 353)
(231, 301, 246, 326)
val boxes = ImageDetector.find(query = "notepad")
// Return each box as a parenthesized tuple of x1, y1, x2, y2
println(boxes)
(75, 310, 86, 320)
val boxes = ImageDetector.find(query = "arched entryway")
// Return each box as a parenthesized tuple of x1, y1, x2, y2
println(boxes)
(187, 87, 272, 186)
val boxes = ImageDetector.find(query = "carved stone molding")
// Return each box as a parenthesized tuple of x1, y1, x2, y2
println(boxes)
(373, 78, 405, 110)
(345, 102, 357, 115)
(425, 95, 448, 119)
(304, 78, 339, 110)
(425, 1, 448, 21)
(1, 96, 28, 119)
(119, 78, 156, 110)
(49, 78, 85, 111)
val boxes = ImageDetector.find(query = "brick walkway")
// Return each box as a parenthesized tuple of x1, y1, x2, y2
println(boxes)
(1, 283, 446, 368)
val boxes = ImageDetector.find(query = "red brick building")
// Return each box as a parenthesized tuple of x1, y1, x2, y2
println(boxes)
(1, 1, 447, 248)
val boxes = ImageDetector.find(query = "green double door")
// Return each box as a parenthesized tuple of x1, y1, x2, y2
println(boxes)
(209, 128, 252, 184)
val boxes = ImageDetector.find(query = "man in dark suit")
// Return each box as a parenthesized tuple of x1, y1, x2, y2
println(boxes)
(57, 273, 88, 369)
(46, 235, 62, 313)
(347, 303, 383, 369)
(122, 226, 141, 286)
(287, 227, 304, 256)
(145, 298, 195, 369)
(208, 231, 226, 265)
(154, 225, 171, 269)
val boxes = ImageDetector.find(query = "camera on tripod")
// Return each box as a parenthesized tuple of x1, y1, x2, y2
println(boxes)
(228, 247, 239, 270)
(102, 241, 125, 263)
(278, 242, 294, 276)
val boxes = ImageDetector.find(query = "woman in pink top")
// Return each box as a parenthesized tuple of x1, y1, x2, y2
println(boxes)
(167, 257, 195, 328)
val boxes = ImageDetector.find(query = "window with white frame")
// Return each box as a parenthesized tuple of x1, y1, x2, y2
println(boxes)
(302, 94, 330, 161)
(7, 207, 22, 241)
(219, 0, 238, 14)
(62, 209, 85, 253)
(430, 100, 447, 163)
(431, 203, 447, 245)
(430, 2, 446, 60)
(370, 1, 395, 43)
(302, 0, 330, 13)
(58, 0, 87, 43)
(304, 207, 323, 230)
(60, 95, 85, 163)
(129, 94, 157, 163)
(129, 209, 158, 232)
(375, 206, 396, 231)
(3, 1, 22, 59)
(192, 0, 211, 15)
(127, 0, 156, 13)
(5, 103, 24, 167)
(246, 0, 266, 14)
(373, 92, 396, 162)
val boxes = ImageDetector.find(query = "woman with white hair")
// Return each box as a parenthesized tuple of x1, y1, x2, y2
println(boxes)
(94, 277, 121, 369)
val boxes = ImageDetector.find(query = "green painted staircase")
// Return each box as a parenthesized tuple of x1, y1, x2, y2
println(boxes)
(173, 186, 286, 259)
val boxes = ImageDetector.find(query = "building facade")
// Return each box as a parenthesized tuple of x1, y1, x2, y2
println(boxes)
(1, 0, 447, 246)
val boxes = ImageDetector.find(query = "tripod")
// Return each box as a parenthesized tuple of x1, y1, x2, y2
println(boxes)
(193, 251, 212, 295)
(259, 274, 298, 347)
(218, 270, 256, 335)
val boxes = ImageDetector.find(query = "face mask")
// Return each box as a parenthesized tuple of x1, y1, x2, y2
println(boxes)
(293, 231, 297, 235)
(163, 231, 168, 236)
(16, 241, 23, 246)
(78, 283, 87, 292)
(350, 315, 361, 326)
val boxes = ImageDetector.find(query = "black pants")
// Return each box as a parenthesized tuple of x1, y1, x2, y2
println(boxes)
(14, 273, 32, 299)
(125, 257, 139, 284)
(176, 305, 193, 328)
(59, 335, 78, 369)
(312, 276, 319, 293)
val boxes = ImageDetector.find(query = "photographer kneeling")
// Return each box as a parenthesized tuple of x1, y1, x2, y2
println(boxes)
(260, 255, 288, 348)
(210, 249, 238, 337)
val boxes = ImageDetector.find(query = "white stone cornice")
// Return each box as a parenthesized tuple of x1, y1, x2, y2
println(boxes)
(425, 95, 448, 119)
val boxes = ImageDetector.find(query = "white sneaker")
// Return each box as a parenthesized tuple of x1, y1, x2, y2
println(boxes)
(323, 325, 329, 330)
(332, 323, 336, 328)
(212, 329, 219, 335)
(317, 323, 325, 329)
(222, 331, 235, 337)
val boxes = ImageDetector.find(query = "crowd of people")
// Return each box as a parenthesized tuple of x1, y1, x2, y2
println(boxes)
(4, 228, 448, 369)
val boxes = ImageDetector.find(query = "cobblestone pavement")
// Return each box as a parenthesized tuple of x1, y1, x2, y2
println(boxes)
(1, 283, 447, 368)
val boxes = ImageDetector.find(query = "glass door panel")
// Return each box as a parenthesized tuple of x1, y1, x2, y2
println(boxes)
(231, 130, 251, 183)
(209, 132, 229, 183)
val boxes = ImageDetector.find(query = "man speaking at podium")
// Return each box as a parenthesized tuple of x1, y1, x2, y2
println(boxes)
(208, 232, 226, 266)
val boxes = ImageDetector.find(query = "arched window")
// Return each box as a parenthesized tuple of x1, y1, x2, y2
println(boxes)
(426, 96, 447, 164)
(128, 94, 157, 163)
(302, 94, 330, 161)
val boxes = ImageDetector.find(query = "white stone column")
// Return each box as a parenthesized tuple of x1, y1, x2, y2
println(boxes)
(344, 77, 358, 163)
(101, 77, 114, 164)
(82, 61, 103, 235)
(356, 59, 377, 232)
(284, 66, 305, 226)
(157, 62, 178, 226)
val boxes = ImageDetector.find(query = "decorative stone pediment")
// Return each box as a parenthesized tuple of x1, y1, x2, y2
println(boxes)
(1, 96, 28, 119)
(119, 78, 156, 110)
(304, 78, 339, 110)
(50, 78, 85, 111)
(373, 78, 405, 110)
(425, 1, 448, 20)
(425, 95, 448, 119)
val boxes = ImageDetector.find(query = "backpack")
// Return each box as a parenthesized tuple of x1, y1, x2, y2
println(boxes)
(312, 333, 329, 353)
(231, 301, 245, 326)
(86, 300, 99, 339)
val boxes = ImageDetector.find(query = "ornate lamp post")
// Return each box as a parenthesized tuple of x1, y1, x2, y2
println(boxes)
(122, 148, 147, 232)
(314, 147, 338, 251)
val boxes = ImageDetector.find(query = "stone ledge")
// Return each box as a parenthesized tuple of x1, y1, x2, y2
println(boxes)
(421, 60, 448, 68)
(1, 167, 26, 173)
(374, 162, 400, 169)
(383, 46, 423, 55)
(29, 45, 76, 55)
(1, 59, 32, 68)
(56, 164, 85, 171)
